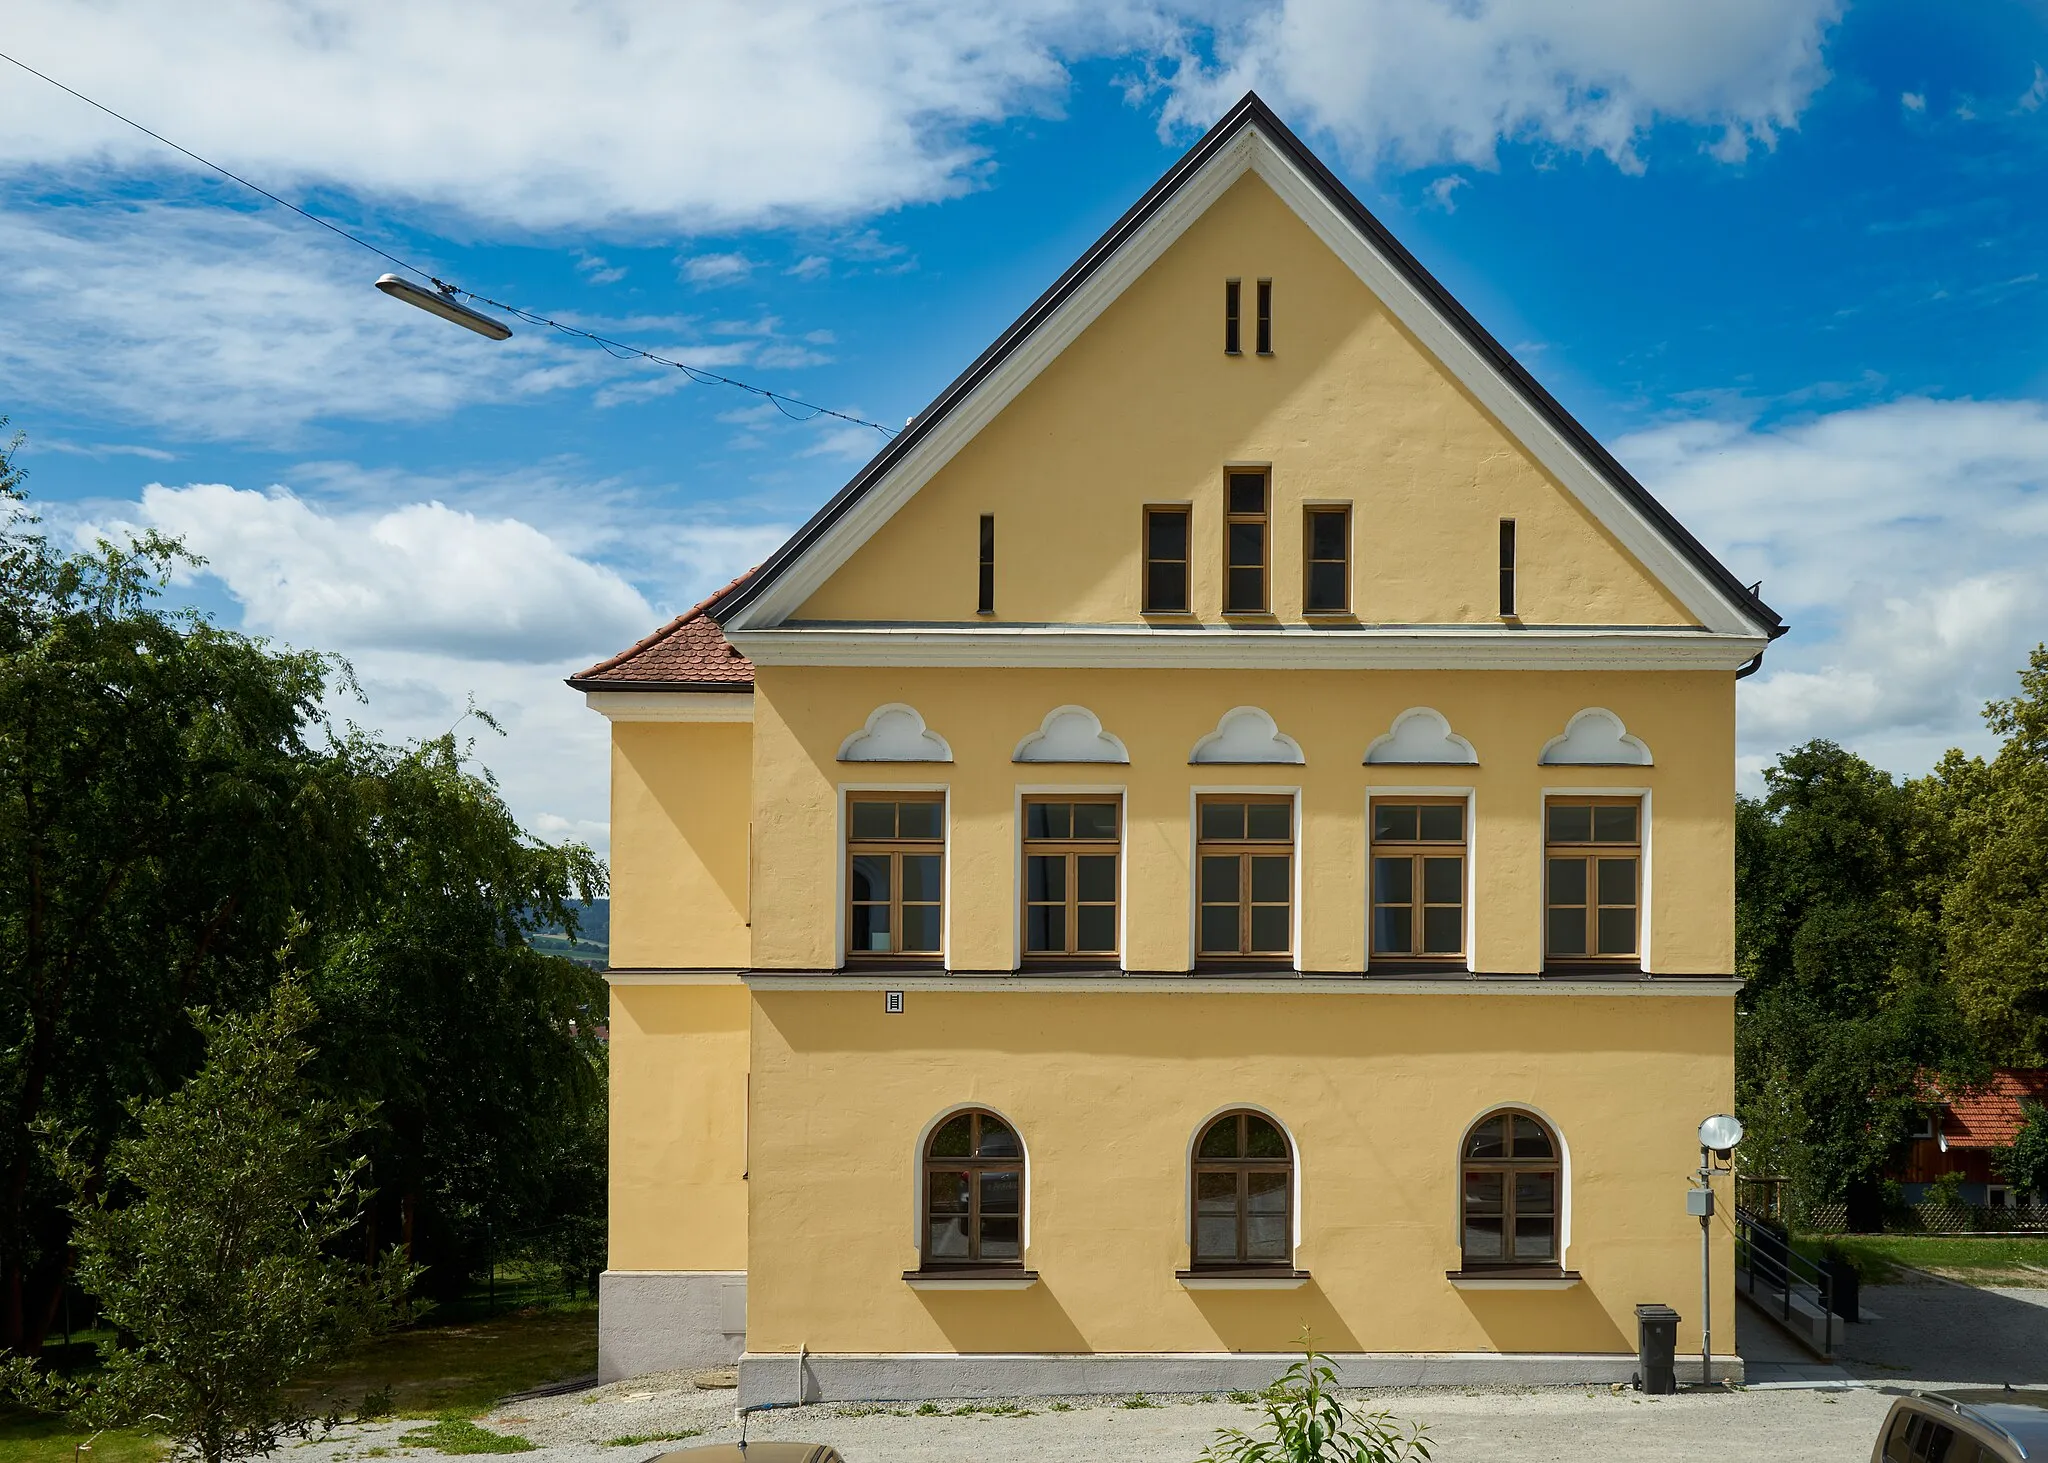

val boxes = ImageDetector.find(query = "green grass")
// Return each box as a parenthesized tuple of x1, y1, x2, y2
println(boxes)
(297, 1299, 596, 1417)
(1120, 1394, 1161, 1409)
(0, 1412, 165, 1463)
(397, 1414, 536, 1454)
(602, 1431, 702, 1448)
(1796, 1232, 2048, 1284)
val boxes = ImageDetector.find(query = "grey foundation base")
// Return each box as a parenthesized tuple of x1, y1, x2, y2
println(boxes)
(735, 1349, 1744, 1405)
(598, 1270, 746, 1382)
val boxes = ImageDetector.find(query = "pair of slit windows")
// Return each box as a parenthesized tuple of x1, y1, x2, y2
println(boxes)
(920, 1104, 1564, 1275)
(1144, 479, 1351, 617)
(1223, 279, 1272, 357)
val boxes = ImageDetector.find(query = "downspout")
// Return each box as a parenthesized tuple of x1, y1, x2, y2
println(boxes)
(1734, 653, 1765, 680)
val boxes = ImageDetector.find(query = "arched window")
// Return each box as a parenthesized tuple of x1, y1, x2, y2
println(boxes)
(922, 1109, 1023, 1269)
(1461, 1109, 1561, 1270)
(1191, 1110, 1293, 1270)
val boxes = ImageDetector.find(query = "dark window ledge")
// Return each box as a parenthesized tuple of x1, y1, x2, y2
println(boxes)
(841, 959, 945, 973)
(1446, 1267, 1581, 1290)
(1540, 963, 1645, 980)
(1178, 1268, 1311, 1289)
(1018, 959, 1121, 974)
(904, 1267, 1037, 1290)
(1190, 962, 1300, 977)
(1365, 960, 1472, 977)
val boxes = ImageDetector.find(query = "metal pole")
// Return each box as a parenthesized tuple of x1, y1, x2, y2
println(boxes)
(1700, 1145, 1712, 1386)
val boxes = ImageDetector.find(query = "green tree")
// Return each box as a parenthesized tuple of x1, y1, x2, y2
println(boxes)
(3, 976, 415, 1463)
(1996, 1100, 2048, 1201)
(1941, 646, 2048, 1063)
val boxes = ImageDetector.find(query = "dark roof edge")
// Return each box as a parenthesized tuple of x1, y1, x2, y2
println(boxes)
(717, 92, 1784, 640)
(563, 677, 757, 694)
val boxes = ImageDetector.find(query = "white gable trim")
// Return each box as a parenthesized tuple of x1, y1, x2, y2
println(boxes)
(722, 124, 1767, 639)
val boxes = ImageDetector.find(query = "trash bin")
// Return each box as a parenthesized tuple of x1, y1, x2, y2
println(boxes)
(1635, 1303, 1680, 1394)
(1819, 1256, 1859, 1322)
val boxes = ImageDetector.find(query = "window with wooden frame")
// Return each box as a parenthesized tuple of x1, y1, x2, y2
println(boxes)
(1224, 469, 1270, 615)
(922, 1109, 1023, 1269)
(1143, 505, 1191, 614)
(977, 513, 995, 615)
(1498, 519, 1517, 617)
(847, 793, 944, 960)
(1544, 798, 1641, 964)
(1460, 1109, 1561, 1271)
(1303, 505, 1350, 615)
(1022, 797, 1119, 960)
(1189, 1110, 1293, 1271)
(1224, 278, 1242, 355)
(1255, 278, 1273, 355)
(1196, 795, 1292, 961)
(1370, 799, 1465, 963)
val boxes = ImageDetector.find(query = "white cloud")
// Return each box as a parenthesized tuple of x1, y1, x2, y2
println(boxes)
(787, 255, 832, 280)
(1903, 91, 1928, 113)
(1153, 0, 1841, 174)
(1618, 397, 2048, 780)
(2018, 66, 2047, 114)
(682, 253, 756, 287)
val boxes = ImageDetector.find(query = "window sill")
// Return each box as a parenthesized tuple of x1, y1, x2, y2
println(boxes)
(1446, 1268, 1580, 1291)
(842, 958, 945, 972)
(1177, 1269, 1311, 1290)
(1365, 959, 1470, 977)
(904, 1268, 1038, 1291)
(1540, 963, 1643, 980)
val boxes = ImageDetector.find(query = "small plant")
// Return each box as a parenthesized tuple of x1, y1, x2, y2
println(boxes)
(1197, 1350, 1430, 1463)
(398, 1414, 537, 1455)
(603, 1431, 703, 1447)
(914, 1402, 942, 1416)
(1123, 1393, 1161, 1409)
(359, 1388, 397, 1422)
(1050, 1401, 1074, 1412)
(1228, 1392, 1261, 1406)
(1926, 1171, 1968, 1210)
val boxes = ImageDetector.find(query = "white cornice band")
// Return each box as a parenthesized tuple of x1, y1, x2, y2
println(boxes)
(727, 626, 1766, 672)
(728, 973, 1741, 997)
(583, 691, 754, 723)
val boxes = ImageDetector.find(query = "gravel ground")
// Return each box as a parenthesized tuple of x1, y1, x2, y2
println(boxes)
(294, 1371, 1895, 1463)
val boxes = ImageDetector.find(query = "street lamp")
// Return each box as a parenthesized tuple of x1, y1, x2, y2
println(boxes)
(374, 274, 513, 340)
(1692, 1113, 1744, 1386)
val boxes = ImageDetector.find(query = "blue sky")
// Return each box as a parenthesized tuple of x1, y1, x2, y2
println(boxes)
(4, 0, 2047, 852)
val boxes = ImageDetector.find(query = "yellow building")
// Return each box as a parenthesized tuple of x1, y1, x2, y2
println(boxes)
(571, 94, 1785, 1402)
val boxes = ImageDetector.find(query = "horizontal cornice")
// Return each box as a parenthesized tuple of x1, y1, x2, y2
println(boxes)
(726, 624, 1767, 673)
(583, 691, 754, 723)
(710, 970, 1741, 996)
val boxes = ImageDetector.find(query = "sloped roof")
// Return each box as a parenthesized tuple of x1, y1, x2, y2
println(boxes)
(567, 571, 755, 692)
(1937, 1070, 2048, 1150)
(712, 91, 1786, 643)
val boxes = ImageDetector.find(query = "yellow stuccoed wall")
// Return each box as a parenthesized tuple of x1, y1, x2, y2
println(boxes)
(747, 665, 1733, 976)
(609, 981, 750, 1272)
(795, 169, 1695, 630)
(745, 988, 1736, 1358)
(610, 721, 752, 970)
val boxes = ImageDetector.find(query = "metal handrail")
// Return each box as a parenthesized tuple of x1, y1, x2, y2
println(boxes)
(1734, 1203, 1838, 1358)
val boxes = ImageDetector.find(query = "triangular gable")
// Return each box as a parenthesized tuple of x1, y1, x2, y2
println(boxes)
(715, 93, 1783, 644)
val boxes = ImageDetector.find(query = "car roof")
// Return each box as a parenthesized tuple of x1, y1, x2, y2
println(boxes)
(652, 1444, 842, 1463)
(1911, 1391, 2048, 1459)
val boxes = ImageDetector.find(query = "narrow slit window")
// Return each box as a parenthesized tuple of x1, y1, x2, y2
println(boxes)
(1371, 799, 1466, 962)
(1499, 519, 1516, 617)
(847, 794, 945, 960)
(1022, 797, 1121, 960)
(1144, 506, 1191, 614)
(1256, 279, 1273, 355)
(1304, 506, 1350, 614)
(1225, 469, 1269, 615)
(1544, 798, 1641, 965)
(1196, 795, 1293, 961)
(1224, 279, 1242, 356)
(978, 513, 995, 615)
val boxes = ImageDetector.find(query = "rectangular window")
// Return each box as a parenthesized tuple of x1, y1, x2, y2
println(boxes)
(1544, 798, 1641, 963)
(1224, 279, 1242, 355)
(977, 513, 995, 615)
(1196, 795, 1293, 960)
(1224, 469, 1269, 614)
(1303, 506, 1350, 614)
(1022, 797, 1120, 959)
(1255, 279, 1272, 355)
(1371, 799, 1466, 962)
(1499, 519, 1517, 617)
(1143, 506, 1191, 614)
(847, 794, 945, 960)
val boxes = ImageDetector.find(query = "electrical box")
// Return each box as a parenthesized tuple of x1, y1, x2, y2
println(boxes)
(1686, 1188, 1715, 1217)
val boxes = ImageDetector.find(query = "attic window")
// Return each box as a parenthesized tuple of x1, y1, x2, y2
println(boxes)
(1225, 470, 1270, 615)
(1256, 280, 1273, 355)
(1498, 519, 1517, 618)
(1224, 280, 1242, 356)
(1144, 506, 1191, 614)
(978, 514, 995, 616)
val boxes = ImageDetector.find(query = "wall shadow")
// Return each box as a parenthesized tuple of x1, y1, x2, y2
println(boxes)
(1186, 1282, 1362, 1353)
(912, 1282, 1090, 1354)
(1453, 1286, 1633, 1355)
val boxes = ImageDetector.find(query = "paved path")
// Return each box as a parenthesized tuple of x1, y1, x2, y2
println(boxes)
(1740, 1273, 2048, 1389)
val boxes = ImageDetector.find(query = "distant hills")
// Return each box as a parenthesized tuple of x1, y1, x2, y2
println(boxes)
(528, 897, 609, 969)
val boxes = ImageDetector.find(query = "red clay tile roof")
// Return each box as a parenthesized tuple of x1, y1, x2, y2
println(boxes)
(1933, 1069, 2048, 1149)
(566, 571, 755, 691)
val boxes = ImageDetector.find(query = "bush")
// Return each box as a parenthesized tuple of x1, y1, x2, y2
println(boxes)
(1197, 1350, 1429, 1463)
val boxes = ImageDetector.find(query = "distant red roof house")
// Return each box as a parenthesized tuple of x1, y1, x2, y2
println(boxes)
(566, 571, 755, 692)
(1897, 1068, 2048, 1197)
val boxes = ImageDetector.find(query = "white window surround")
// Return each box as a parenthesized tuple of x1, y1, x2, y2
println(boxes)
(1190, 706, 1305, 765)
(1181, 1101, 1305, 1280)
(1013, 705, 1130, 764)
(908, 1102, 1033, 1259)
(836, 782, 951, 968)
(1452, 1102, 1575, 1284)
(1538, 707, 1653, 767)
(838, 702, 953, 762)
(1363, 707, 1478, 766)
(1363, 786, 1477, 973)
(1187, 785, 1304, 970)
(1011, 783, 1130, 970)
(1540, 786, 1653, 973)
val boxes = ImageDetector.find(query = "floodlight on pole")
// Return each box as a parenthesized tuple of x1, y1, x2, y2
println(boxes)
(1692, 1113, 1744, 1387)
(374, 274, 513, 340)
